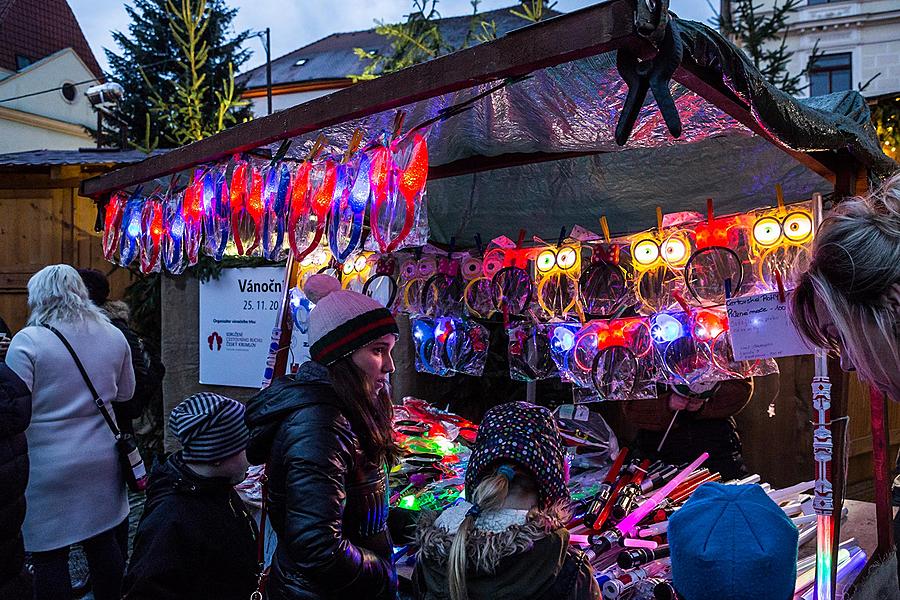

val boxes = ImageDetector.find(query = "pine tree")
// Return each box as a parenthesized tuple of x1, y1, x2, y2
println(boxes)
(717, 0, 811, 96)
(105, 0, 252, 149)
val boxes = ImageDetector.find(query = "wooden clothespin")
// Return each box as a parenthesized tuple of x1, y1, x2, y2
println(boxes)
(672, 290, 692, 315)
(600, 215, 611, 244)
(773, 268, 786, 303)
(343, 128, 365, 163)
(308, 134, 328, 161)
(775, 184, 785, 211)
(656, 206, 664, 233)
(707, 198, 715, 223)
(557, 226, 567, 248)
(392, 111, 406, 138)
(516, 228, 526, 248)
(474, 233, 483, 257)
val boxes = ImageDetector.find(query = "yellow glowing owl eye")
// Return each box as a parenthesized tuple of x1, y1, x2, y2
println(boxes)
(783, 211, 813, 242)
(536, 249, 557, 274)
(633, 239, 660, 266)
(662, 237, 688, 266)
(342, 261, 355, 275)
(753, 217, 782, 247)
(557, 247, 577, 270)
(355, 255, 367, 272)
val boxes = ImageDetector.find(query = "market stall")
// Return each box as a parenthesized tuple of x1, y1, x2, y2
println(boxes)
(81, 1, 895, 597)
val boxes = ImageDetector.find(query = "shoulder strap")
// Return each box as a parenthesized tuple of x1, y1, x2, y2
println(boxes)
(43, 324, 121, 438)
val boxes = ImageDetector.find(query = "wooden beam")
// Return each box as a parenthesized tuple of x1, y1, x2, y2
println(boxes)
(869, 386, 894, 557)
(429, 150, 606, 180)
(81, 0, 637, 198)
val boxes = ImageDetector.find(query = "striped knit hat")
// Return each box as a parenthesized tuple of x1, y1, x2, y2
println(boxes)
(169, 393, 249, 463)
(304, 273, 399, 366)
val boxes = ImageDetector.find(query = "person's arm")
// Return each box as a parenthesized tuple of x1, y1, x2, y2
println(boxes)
(695, 379, 753, 420)
(281, 413, 397, 599)
(5, 331, 34, 393)
(114, 329, 136, 404)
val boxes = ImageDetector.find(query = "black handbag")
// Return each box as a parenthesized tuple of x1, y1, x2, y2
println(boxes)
(44, 324, 149, 492)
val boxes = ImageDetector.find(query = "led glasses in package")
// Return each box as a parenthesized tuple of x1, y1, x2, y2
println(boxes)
(534, 242, 582, 319)
(745, 202, 814, 290)
(628, 226, 692, 313)
(579, 242, 629, 318)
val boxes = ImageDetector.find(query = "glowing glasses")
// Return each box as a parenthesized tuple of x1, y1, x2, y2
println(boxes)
(534, 244, 582, 319)
(579, 243, 628, 318)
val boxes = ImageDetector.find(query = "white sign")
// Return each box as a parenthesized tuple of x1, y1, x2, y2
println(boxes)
(725, 291, 814, 361)
(199, 267, 310, 387)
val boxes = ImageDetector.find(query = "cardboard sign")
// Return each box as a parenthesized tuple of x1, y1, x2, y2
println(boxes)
(199, 267, 310, 388)
(725, 291, 814, 361)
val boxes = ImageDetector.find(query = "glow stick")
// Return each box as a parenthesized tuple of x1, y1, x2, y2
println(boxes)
(768, 480, 815, 504)
(812, 348, 834, 600)
(802, 547, 865, 600)
(797, 521, 818, 547)
(733, 474, 761, 485)
(616, 452, 709, 535)
(795, 549, 851, 595)
(637, 521, 669, 537)
(622, 538, 658, 549)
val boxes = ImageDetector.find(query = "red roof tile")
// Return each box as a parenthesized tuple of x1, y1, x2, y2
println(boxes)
(0, 0, 102, 77)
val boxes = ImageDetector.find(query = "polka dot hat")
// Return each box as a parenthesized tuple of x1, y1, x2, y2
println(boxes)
(465, 401, 569, 508)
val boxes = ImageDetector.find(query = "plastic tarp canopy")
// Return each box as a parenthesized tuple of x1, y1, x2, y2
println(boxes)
(260, 18, 893, 244)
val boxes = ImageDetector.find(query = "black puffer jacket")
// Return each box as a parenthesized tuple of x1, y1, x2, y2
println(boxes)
(0, 363, 31, 586)
(246, 361, 396, 600)
(122, 452, 258, 600)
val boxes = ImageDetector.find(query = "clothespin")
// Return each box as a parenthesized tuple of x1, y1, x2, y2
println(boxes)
(392, 111, 406, 138)
(656, 206, 664, 233)
(414, 246, 424, 260)
(672, 290, 692, 315)
(724, 277, 733, 300)
(775, 184, 785, 211)
(269, 139, 292, 167)
(557, 226, 567, 248)
(516, 228, 526, 248)
(707, 198, 715, 223)
(308, 134, 328, 161)
(600, 215, 611, 244)
(474, 233, 483, 257)
(447, 237, 456, 257)
(773, 268, 786, 303)
(343, 128, 365, 163)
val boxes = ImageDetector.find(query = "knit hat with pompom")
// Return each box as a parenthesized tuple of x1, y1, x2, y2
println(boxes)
(305, 273, 399, 365)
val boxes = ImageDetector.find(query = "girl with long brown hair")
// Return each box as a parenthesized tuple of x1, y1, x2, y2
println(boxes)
(246, 274, 400, 599)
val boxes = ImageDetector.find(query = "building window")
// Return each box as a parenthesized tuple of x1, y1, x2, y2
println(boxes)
(15, 54, 32, 70)
(61, 82, 77, 102)
(809, 53, 852, 96)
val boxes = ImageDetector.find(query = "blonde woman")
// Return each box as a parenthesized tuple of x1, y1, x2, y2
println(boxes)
(414, 402, 599, 600)
(6, 265, 135, 600)
(791, 172, 900, 594)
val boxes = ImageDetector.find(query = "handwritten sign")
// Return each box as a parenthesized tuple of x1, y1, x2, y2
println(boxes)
(725, 291, 814, 361)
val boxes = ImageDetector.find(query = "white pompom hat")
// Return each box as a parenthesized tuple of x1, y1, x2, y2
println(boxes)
(304, 274, 399, 365)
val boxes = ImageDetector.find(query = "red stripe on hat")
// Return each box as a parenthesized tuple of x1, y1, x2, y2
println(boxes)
(315, 315, 397, 360)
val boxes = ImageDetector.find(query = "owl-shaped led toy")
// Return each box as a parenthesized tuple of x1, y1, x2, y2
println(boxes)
(534, 242, 582, 319)
(745, 201, 814, 290)
(627, 226, 693, 313)
(341, 251, 374, 292)
(683, 210, 746, 306)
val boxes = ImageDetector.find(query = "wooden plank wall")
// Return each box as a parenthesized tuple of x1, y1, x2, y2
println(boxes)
(0, 167, 133, 333)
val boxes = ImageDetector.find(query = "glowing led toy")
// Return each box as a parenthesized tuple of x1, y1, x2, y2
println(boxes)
(201, 168, 230, 261)
(229, 159, 264, 256)
(289, 158, 337, 263)
(118, 192, 144, 267)
(579, 242, 628, 318)
(411, 317, 448, 376)
(329, 154, 370, 263)
(161, 191, 187, 274)
(401, 255, 438, 314)
(811, 350, 834, 600)
(289, 287, 314, 334)
(745, 197, 814, 289)
(486, 246, 537, 318)
(102, 192, 126, 262)
(138, 194, 164, 274)
(261, 162, 292, 260)
(421, 253, 464, 318)
(371, 133, 429, 253)
(297, 245, 332, 288)
(508, 323, 556, 381)
(181, 171, 206, 265)
(362, 254, 400, 309)
(685, 204, 744, 305)
(341, 252, 374, 292)
(628, 224, 693, 312)
(569, 317, 653, 399)
(430, 316, 489, 376)
(534, 242, 582, 318)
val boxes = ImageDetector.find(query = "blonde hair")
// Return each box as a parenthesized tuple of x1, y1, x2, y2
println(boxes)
(791, 172, 900, 395)
(447, 465, 538, 600)
(26, 264, 109, 327)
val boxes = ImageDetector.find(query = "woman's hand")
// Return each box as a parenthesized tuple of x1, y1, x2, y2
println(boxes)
(668, 393, 705, 412)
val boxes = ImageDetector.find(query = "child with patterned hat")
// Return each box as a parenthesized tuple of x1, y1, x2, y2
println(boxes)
(122, 393, 258, 600)
(414, 401, 600, 600)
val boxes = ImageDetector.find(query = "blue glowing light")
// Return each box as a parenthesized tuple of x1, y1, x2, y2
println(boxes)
(552, 326, 576, 352)
(651, 313, 684, 343)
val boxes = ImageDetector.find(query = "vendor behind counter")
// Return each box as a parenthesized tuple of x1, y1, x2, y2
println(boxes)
(624, 379, 753, 481)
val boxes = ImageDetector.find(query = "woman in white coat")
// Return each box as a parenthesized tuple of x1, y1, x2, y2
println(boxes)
(6, 264, 135, 600)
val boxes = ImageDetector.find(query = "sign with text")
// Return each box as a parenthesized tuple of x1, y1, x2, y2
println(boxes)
(725, 291, 814, 361)
(199, 267, 310, 387)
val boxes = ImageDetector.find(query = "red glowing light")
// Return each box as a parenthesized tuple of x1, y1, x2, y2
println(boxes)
(692, 309, 728, 342)
(694, 217, 734, 250)
(399, 134, 428, 201)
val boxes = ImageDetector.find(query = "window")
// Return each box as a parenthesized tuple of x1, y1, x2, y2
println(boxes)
(61, 82, 77, 102)
(809, 53, 852, 96)
(15, 55, 32, 70)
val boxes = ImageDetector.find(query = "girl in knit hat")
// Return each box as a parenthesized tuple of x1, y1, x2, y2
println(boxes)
(245, 274, 401, 600)
(123, 393, 258, 600)
(414, 401, 600, 600)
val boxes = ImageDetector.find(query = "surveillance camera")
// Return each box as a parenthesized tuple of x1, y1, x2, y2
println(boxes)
(85, 82, 124, 107)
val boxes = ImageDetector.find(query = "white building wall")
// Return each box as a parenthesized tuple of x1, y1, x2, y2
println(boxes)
(0, 118, 92, 153)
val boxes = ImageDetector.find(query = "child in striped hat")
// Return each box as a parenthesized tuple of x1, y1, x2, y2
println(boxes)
(122, 393, 258, 600)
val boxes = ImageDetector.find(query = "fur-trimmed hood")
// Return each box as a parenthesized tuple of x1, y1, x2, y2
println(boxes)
(413, 501, 596, 600)
(102, 300, 131, 323)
